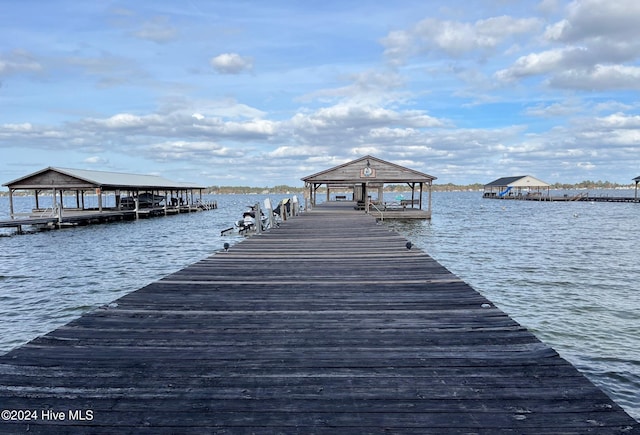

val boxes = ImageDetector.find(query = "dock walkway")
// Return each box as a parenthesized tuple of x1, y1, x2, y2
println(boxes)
(0, 202, 638, 433)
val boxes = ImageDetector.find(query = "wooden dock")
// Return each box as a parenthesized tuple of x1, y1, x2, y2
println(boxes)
(0, 202, 638, 433)
(0, 202, 216, 234)
(484, 193, 640, 202)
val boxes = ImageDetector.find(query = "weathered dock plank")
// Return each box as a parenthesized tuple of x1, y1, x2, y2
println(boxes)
(0, 202, 638, 434)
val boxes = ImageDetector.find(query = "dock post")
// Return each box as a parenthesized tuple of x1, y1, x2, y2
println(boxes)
(255, 202, 262, 234)
(264, 198, 274, 229)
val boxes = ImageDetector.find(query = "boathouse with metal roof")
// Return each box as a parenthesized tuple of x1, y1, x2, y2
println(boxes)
(1, 167, 214, 233)
(483, 175, 551, 199)
(301, 155, 436, 219)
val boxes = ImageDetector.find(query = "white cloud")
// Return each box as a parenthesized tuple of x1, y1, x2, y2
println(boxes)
(500, 0, 640, 91)
(495, 47, 587, 82)
(210, 53, 253, 74)
(594, 112, 640, 129)
(84, 156, 109, 165)
(1, 123, 33, 132)
(94, 113, 156, 129)
(548, 0, 640, 43)
(382, 15, 541, 64)
(548, 65, 640, 90)
(268, 145, 318, 158)
(147, 141, 242, 161)
(577, 161, 596, 170)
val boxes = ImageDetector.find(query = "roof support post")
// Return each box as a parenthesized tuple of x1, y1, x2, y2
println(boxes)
(408, 182, 415, 208)
(54, 189, 62, 225)
(134, 190, 140, 219)
(427, 181, 432, 216)
(9, 189, 15, 219)
(363, 182, 369, 214)
(304, 183, 310, 210)
(97, 188, 103, 212)
(162, 190, 166, 215)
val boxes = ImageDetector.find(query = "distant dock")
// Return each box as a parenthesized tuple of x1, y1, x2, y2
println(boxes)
(483, 175, 640, 203)
(1, 167, 216, 234)
(483, 192, 640, 202)
(0, 202, 637, 433)
(0, 202, 217, 234)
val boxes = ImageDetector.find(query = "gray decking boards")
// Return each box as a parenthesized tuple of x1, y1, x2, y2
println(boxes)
(0, 202, 638, 434)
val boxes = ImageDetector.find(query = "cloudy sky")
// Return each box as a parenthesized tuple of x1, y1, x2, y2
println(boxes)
(2, 0, 640, 187)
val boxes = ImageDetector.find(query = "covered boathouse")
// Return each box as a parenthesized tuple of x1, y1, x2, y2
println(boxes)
(2, 167, 213, 232)
(483, 175, 551, 200)
(302, 155, 436, 219)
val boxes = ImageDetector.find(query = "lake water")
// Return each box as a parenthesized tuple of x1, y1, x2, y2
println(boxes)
(1, 191, 638, 421)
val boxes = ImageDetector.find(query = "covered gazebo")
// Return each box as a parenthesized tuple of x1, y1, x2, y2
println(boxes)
(634, 176, 640, 200)
(301, 155, 436, 219)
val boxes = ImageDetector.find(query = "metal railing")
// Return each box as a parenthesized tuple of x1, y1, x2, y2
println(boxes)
(368, 202, 384, 221)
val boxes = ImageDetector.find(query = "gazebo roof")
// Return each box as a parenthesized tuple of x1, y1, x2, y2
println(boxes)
(301, 155, 436, 185)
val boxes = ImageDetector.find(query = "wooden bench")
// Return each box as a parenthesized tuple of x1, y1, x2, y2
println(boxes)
(400, 199, 420, 208)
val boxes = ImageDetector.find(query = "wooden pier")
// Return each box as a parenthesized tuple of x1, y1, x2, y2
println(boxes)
(1, 167, 216, 234)
(484, 192, 640, 202)
(0, 202, 638, 433)
(0, 203, 217, 234)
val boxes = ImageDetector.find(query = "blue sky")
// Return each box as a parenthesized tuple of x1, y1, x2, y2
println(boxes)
(2, 0, 640, 187)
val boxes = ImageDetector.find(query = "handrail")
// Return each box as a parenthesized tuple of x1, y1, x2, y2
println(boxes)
(570, 192, 588, 201)
(38, 207, 58, 218)
(369, 202, 384, 221)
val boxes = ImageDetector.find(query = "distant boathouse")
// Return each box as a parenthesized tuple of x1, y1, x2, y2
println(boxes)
(485, 175, 640, 202)
(483, 175, 551, 200)
(1, 167, 215, 233)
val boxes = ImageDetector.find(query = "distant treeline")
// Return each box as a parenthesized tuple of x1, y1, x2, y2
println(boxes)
(1, 180, 635, 196)
(206, 180, 635, 195)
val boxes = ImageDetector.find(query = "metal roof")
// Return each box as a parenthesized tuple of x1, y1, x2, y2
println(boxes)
(484, 175, 550, 188)
(3, 167, 204, 190)
(301, 155, 436, 184)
